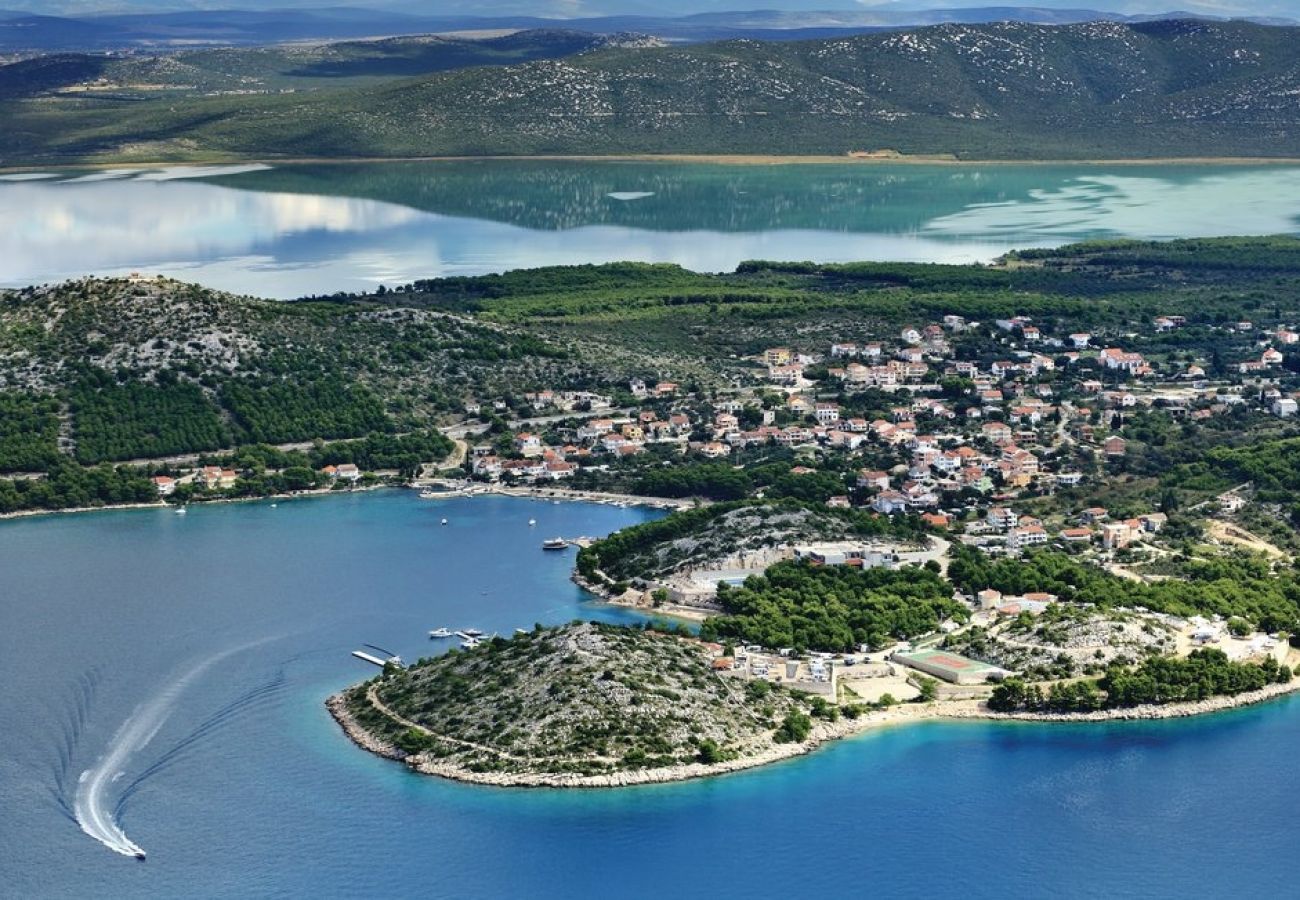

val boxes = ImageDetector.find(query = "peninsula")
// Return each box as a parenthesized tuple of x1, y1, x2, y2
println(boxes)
(330, 619, 1300, 788)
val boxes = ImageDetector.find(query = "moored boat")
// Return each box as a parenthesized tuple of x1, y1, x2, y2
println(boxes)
(542, 538, 568, 550)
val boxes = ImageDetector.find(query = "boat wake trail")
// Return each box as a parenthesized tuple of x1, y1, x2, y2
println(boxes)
(52, 666, 103, 821)
(72, 639, 280, 859)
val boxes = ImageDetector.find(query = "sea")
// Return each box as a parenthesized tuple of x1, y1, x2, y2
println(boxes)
(1, 491, 1297, 898)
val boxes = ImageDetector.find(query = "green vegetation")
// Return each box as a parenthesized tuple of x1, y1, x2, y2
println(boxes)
(949, 547, 1300, 635)
(577, 499, 925, 583)
(700, 559, 965, 653)
(0, 460, 157, 513)
(71, 375, 229, 464)
(222, 376, 388, 444)
(0, 393, 61, 473)
(989, 649, 1292, 713)
(341, 622, 826, 780)
(4, 21, 1299, 164)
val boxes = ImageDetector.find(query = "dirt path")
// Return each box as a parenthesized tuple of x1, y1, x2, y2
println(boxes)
(1206, 520, 1289, 560)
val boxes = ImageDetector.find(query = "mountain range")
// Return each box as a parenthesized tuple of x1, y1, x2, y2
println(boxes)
(0, 6, 1293, 51)
(3, 19, 1299, 163)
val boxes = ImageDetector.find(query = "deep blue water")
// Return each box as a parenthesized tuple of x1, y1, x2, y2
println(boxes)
(2, 491, 1297, 898)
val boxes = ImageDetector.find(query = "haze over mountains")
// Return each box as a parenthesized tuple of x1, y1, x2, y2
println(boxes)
(1, 1, 1296, 17)
(0, 4, 1293, 51)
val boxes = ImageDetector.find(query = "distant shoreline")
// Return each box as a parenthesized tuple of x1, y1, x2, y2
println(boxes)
(5, 153, 1300, 175)
(329, 672, 1300, 789)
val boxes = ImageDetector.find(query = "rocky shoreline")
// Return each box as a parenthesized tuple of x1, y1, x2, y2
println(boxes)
(329, 677, 1300, 789)
(327, 689, 863, 787)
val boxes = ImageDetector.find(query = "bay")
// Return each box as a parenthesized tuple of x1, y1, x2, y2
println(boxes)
(1, 491, 1297, 898)
(3, 160, 1300, 298)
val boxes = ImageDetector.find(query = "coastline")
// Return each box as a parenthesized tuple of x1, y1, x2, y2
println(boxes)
(0, 482, 390, 523)
(5, 153, 1300, 175)
(414, 481, 696, 511)
(327, 674, 1300, 789)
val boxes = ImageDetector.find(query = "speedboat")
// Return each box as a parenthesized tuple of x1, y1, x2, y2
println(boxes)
(463, 628, 485, 638)
(134, 850, 146, 861)
(542, 538, 567, 550)
(428, 628, 453, 639)
(528, 518, 537, 526)
(460, 638, 480, 649)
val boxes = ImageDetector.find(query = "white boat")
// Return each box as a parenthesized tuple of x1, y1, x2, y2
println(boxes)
(528, 518, 537, 526)
(542, 538, 567, 550)
(174, 507, 186, 515)
(134, 850, 146, 861)
(441, 518, 448, 525)
(460, 638, 481, 649)
(428, 628, 453, 638)
(463, 628, 485, 638)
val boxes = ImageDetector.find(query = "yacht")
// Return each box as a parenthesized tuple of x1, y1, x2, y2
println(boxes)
(542, 538, 567, 550)
(428, 628, 453, 639)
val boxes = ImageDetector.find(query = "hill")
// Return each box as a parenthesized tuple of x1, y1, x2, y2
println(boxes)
(328, 621, 842, 786)
(3, 20, 1300, 163)
(0, 30, 654, 100)
(576, 499, 927, 583)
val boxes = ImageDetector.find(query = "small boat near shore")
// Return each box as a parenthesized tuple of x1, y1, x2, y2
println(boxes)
(428, 628, 453, 639)
(542, 538, 568, 550)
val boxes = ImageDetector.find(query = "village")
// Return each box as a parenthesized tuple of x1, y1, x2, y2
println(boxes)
(454, 309, 1300, 565)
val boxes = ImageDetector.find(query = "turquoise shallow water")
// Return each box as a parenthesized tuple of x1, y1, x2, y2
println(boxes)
(3, 161, 1300, 297)
(2, 491, 1298, 898)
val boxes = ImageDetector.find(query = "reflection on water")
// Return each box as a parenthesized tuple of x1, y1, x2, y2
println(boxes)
(925, 171, 1300, 239)
(3, 162, 1300, 298)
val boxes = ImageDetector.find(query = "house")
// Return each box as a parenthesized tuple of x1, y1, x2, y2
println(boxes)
(857, 469, 890, 491)
(1101, 522, 1134, 550)
(333, 463, 361, 482)
(764, 347, 793, 367)
(198, 466, 239, 490)
(1069, 333, 1091, 349)
(987, 507, 1018, 530)
(1009, 525, 1048, 552)
(871, 491, 910, 515)
(1273, 398, 1298, 418)
(1103, 435, 1127, 456)
(1099, 348, 1147, 373)
(151, 475, 176, 496)
(981, 422, 1012, 443)
(813, 403, 840, 425)
(543, 461, 576, 480)
(699, 442, 731, 459)
(654, 382, 679, 397)
(514, 433, 544, 457)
